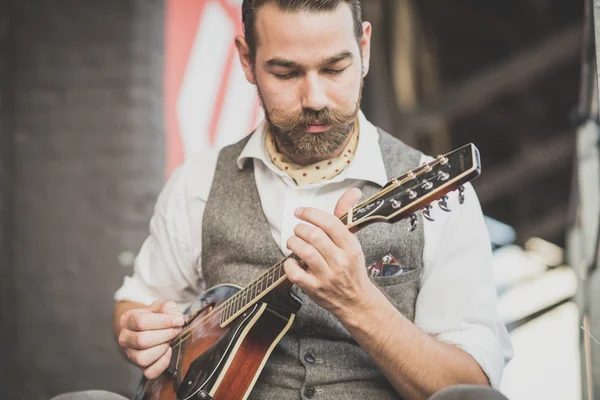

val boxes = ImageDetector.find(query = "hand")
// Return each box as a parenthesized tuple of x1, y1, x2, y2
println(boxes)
(284, 188, 375, 317)
(118, 300, 185, 379)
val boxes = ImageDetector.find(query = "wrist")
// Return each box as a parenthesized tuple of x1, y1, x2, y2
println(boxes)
(334, 279, 389, 329)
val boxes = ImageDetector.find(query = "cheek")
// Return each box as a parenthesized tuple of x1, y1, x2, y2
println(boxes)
(260, 78, 300, 112)
(329, 75, 361, 107)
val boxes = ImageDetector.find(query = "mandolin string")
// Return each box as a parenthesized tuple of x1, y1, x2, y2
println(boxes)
(170, 261, 289, 348)
(169, 158, 446, 349)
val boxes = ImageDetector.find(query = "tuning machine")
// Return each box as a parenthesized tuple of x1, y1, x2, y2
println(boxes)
(422, 204, 434, 221)
(409, 214, 418, 232)
(438, 195, 451, 212)
(458, 185, 466, 205)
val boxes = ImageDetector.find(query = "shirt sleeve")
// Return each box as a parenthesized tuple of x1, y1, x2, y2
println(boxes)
(414, 170, 514, 388)
(114, 151, 218, 309)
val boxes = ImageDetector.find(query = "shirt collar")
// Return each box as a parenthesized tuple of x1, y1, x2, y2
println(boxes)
(237, 110, 389, 188)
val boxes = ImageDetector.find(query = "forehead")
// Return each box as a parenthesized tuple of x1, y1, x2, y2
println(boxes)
(254, 3, 359, 63)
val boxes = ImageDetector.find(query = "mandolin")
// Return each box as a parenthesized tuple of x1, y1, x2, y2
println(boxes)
(134, 143, 482, 400)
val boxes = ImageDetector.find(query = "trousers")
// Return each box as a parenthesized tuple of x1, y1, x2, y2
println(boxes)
(51, 385, 510, 400)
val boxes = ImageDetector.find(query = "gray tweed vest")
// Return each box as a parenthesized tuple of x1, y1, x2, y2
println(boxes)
(202, 129, 424, 400)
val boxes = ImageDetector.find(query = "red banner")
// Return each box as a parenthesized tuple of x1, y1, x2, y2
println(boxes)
(165, 0, 262, 176)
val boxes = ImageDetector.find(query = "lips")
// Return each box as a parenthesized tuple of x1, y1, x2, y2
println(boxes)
(306, 123, 329, 133)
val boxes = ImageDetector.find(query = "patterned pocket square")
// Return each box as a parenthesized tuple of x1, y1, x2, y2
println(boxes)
(367, 254, 412, 278)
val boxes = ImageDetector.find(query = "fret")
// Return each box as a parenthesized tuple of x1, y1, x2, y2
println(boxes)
(258, 273, 265, 294)
(237, 292, 243, 312)
(233, 294, 240, 316)
(222, 300, 229, 324)
(223, 300, 230, 322)
(276, 263, 284, 280)
(267, 270, 273, 287)
(227, 298, 234, 319)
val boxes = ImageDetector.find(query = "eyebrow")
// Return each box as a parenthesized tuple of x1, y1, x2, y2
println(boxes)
(265, 51, 354, 69)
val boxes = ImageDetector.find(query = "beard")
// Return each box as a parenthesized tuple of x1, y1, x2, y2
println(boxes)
(257, 81, 363, 162)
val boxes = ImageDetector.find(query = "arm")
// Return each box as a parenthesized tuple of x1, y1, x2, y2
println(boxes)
(335, 281, 489, 399)
(284, 188, 504, 400)
(112, 152, 219, 378)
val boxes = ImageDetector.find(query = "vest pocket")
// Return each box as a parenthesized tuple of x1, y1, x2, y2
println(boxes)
(372, 269, 420, 321)
(371, 268, 420, 287)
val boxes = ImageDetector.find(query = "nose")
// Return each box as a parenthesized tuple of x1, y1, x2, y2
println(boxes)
(301, 73, 329, 112)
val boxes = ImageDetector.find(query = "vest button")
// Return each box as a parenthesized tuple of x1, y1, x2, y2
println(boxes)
(304, 352, 316, 364)
(304, 386, 316, 398)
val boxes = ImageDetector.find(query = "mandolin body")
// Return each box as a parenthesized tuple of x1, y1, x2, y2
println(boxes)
(133, 284, 298, 400)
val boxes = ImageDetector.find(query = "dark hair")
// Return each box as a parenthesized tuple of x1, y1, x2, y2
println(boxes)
(242, 0, 363, 63)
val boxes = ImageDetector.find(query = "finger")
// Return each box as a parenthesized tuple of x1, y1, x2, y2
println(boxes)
(126, 342, 170, 368)
(294, 207, 356, 251)
(293, 224, 344, 268)
(119, 327, 182, 350)
(334, 188, 362, 219)
(283, 257, 317, 290)
(127, 311, 185, 331)
(144, 346, 173, 380)
(158, 301, 183, 317)
(287, 234, 330, 276)
(149, 300, 168, 313)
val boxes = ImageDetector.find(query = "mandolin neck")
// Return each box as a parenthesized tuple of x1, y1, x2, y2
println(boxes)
(218, 208, 367, 327)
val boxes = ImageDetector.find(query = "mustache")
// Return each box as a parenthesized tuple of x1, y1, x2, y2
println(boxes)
(268, 101, 361, 132)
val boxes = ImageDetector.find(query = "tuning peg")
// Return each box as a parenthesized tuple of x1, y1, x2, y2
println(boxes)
(438, 196, 451, 212)
(458, 185, 466, 205)
(409, 214, 418, 232)
(422, 205, 434, 221)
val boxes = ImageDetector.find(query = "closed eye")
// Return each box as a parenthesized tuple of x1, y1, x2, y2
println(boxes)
(324, 68, 346, 76)
(274, 71, 300, 80)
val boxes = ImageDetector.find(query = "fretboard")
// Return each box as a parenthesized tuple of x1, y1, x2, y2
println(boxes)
(219, 254, 303, 326)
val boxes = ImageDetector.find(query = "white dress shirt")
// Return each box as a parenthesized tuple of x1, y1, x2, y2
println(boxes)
(115, 111, 513, 388)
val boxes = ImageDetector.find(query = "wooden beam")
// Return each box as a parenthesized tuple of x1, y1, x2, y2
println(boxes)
(361, 0, 398, 135)
(401, 23, 583, 132)
(393, 0, 418, 110)
(475, 132, 575, 204)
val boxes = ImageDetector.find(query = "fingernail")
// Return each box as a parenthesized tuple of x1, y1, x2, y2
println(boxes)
(295, 208, 304, 217)
(173, 317, 184, 326)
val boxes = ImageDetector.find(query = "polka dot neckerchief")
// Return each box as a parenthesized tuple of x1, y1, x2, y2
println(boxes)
(265, 121, 360, 186)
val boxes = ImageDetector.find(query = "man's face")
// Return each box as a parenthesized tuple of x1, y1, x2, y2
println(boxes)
(239, 3, 371, 162)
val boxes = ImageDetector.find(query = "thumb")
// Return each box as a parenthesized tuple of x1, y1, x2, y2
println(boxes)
(334, 188, 362, 219)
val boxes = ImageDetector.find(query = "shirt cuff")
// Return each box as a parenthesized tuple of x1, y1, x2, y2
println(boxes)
(435, 325, 509, 389)
(114, 276, 159, 306)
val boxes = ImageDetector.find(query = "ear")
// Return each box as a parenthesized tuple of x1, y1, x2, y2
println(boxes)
(360, 22, 372, 77)
(235, 35, 256, 85)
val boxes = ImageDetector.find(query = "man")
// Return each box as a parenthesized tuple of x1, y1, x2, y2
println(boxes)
(55, 1, 512, 399)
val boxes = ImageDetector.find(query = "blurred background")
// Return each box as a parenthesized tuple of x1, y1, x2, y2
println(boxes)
(0, 0, 596, 399)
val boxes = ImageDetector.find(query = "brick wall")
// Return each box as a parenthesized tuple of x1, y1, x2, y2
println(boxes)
(8, 1, 165, 397)
(0, 0, 16, 396)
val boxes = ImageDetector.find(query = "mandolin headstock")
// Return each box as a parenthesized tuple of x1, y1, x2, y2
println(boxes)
(344, 143, 481, 231)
